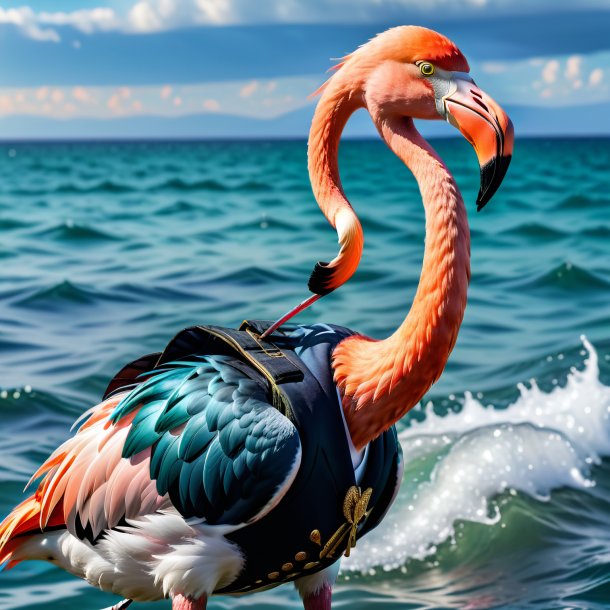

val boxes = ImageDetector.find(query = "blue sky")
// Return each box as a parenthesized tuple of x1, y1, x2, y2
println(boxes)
(0, 1, 609, 138)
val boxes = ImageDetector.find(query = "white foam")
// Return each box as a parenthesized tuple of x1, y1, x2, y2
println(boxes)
(343, 337, 610, 572)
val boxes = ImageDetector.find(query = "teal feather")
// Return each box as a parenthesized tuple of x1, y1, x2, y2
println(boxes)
(112, 353, 301, 524)
(112, 367, 189, 423)
(122, 400, 165, 457)
(177, 414, 214, 461)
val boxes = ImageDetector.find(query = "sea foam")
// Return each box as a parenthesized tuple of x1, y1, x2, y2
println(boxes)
(343, 338, 610, 572)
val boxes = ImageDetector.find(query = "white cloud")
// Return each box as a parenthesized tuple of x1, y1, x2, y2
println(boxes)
(72, 86, 94, 103)
(0, 7, 60, 42)
(0, 76, 321, 119)
(565, 55, 582, 80)
(35, 87, 49, 101)
(121, 0, 610, 32)
(37, 8, 118, 33)
(0, 6, 118, 42)
(126, 0, 233, 32)
(473, 50, 610, 108)
(589, 68, 604, 86)
(203, 98, 220, 112)
(0, 95, 14, 112)
(239, 80, 259, 98)
(542, 60, 559, 84)
(107, 93, 122, 112)
(127, 1, 164, 32)
(6, 0, 610, 40)
(481, 61, 508, 74)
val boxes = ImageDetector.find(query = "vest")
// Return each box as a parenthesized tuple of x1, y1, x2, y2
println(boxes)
(104, 320, 402, 594)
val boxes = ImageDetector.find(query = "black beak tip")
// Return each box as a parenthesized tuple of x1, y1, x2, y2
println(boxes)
(476, 154, 512, 212)
(476, 191, 489, 212)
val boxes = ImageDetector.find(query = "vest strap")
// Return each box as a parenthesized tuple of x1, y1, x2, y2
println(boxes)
(103, 320, 305, 409)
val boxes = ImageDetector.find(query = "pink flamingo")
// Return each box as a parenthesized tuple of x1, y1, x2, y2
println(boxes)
(0, 26, 512, 610)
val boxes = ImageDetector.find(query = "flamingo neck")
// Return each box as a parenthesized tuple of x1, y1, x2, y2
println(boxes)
(332, 117, 471, 450)
(306, 75, 365, 293)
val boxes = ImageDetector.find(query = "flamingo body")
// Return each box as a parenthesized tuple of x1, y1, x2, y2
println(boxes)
(0, 323, 402, 604)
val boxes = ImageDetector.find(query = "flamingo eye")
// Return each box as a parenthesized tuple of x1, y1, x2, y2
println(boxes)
(419, 62, 435, 77)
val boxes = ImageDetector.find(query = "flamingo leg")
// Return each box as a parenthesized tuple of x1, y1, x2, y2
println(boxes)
(295, 563, 338, 610)
(171, 594, 208, 610)
(302, 583, 332, 610)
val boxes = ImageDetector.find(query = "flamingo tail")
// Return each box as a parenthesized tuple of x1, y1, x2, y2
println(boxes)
(0, 491, 65, 569)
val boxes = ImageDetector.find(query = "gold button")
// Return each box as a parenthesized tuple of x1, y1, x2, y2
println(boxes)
(281, 562, 294, 572)
(310, 530, 321, 546)
(304, 561, 319, 570)
(268, 572, 280, 580)
(295, 551, 308, 562)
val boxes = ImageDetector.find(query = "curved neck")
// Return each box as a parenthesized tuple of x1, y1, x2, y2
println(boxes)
(307, 75, 365, 292)
(332, 116, 471, 450)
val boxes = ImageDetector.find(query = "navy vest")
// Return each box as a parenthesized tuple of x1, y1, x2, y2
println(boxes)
(104, 321, 402, 594)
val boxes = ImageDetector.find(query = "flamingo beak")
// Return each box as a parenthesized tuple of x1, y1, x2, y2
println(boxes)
(441, 76, 514, 210)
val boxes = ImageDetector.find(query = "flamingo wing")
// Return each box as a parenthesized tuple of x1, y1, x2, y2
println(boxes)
(0, 354, 302, 562)
(110, 354, 302, 525)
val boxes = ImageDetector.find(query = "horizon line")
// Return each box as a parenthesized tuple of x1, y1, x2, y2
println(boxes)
(1, 133, 610, 145)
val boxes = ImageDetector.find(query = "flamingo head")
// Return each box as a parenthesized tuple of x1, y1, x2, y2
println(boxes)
(261, 27, 513, 339)
(356, 26, 514, 210)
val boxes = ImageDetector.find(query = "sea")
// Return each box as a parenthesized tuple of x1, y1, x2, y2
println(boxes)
(0, 136, 609, 610)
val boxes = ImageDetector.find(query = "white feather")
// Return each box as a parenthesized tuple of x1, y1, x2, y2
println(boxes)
(294, 562, 340, 599)
(16, 511, 244, 602)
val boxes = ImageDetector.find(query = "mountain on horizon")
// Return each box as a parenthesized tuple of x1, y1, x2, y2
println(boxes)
(0, 102, 608, 141)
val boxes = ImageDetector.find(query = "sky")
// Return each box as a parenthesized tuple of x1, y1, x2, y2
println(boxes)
(0, 1, 609, 138)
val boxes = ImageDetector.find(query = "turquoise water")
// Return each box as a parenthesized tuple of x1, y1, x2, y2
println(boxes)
(0, 136, 609, 610)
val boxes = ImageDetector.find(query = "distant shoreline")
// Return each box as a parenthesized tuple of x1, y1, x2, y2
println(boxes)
(1, 134, 609, 145)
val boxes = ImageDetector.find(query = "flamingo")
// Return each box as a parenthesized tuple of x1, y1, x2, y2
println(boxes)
(0, 26, 512, 610)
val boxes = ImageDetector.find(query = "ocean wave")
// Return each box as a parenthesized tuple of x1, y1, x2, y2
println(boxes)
(231, 217, 300, 233)
(148, 178, 273, 193)
(24, 162, 73, 174)
(344, 338, 610, 573)
(34, 221, 119, 243)
(57, 180, 136, 194)
(500, 222, 567, 240)
(517, 262, 610, 292)
(0, 384, 88, 425)
(208, 265, 291, 286)
(14, 280, 102, 308)
(7, 181, 136, 196)
(556, 194, 608, 210)
(150, 177, 228, 192)
(0, 218, 31, 231)
(581, 226, 610, 238)
(110, 281, 206, 303)
(153, 200, 213, 216)
(359, 214, 398, 234)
